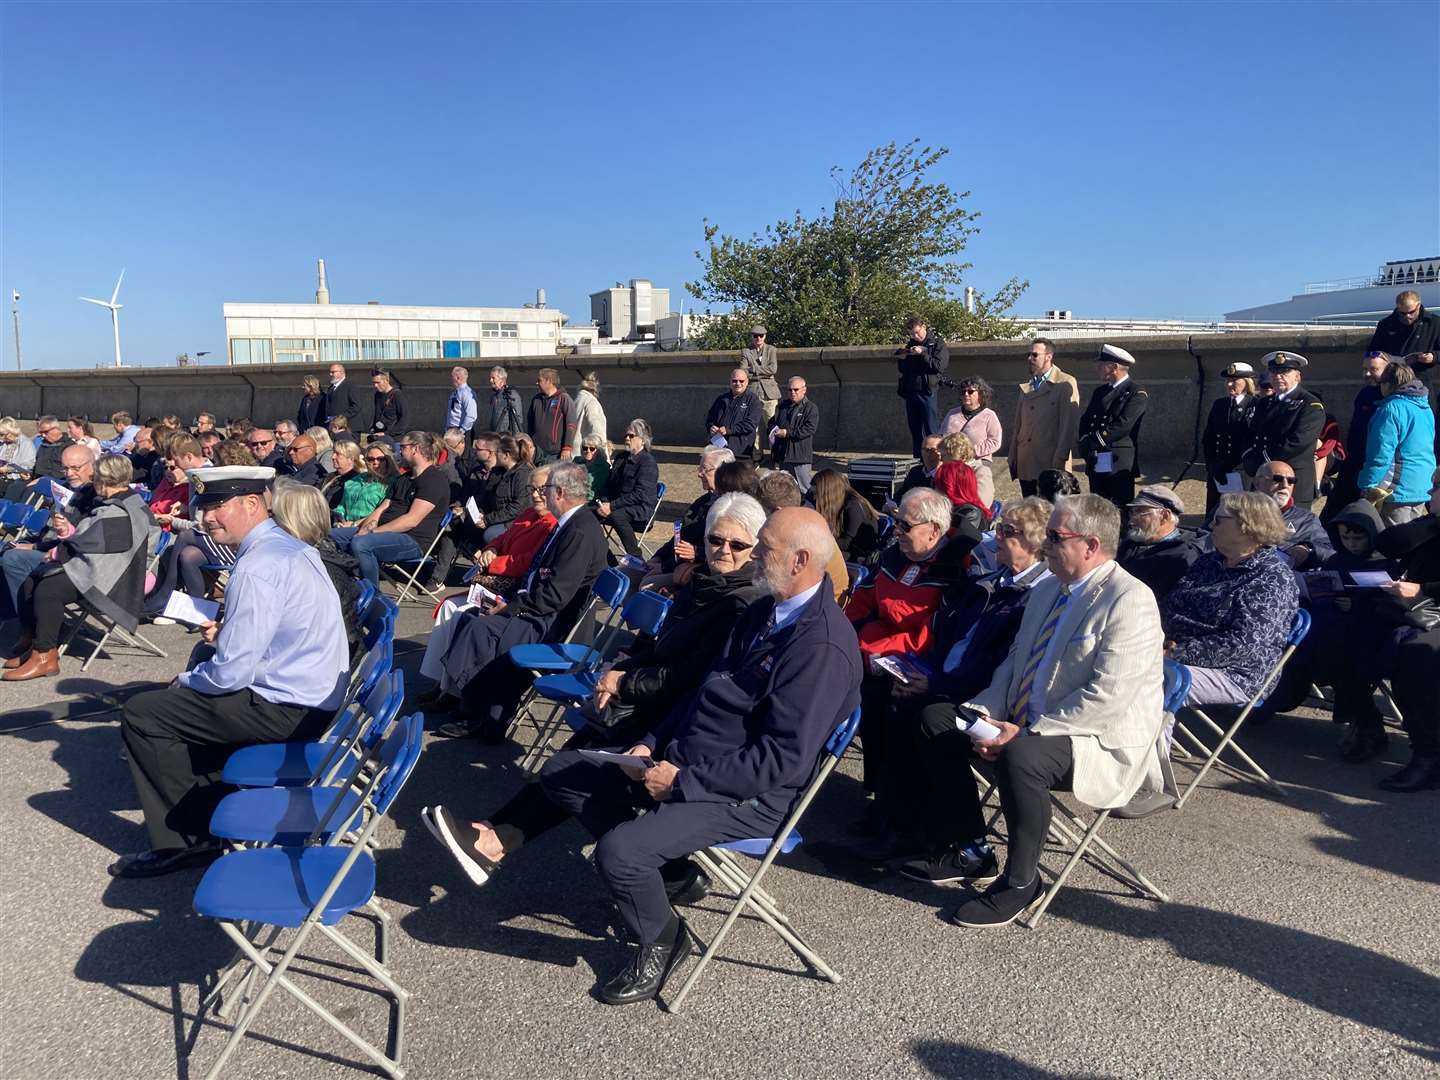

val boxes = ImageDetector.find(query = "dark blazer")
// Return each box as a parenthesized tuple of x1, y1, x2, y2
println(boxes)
(297, 393, 327, 432)
(1202, 394, 1258, 476)
(772, 397, 819, 466)
(1078, 379, 1149, 472)
(603, 449, 659, 525)
(324, 379, 361, 424)
(1118, 529, 1205, 600)
(1368, 306, 1440, 358)
(645, 578, 863, 813)
(896, 335, 950, 397)
(705, 390, 763, 460)
(1242, 388, 1327, 504)
(371, 389, 407, 435)
(508, 505, 609, 638)
(486, 462, 532, 528)
(925, 565, 1048, 702)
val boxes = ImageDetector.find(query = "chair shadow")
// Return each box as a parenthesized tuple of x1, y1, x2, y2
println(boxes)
(12, 720, 150, 856)
(909, 1039, 1110, 1079)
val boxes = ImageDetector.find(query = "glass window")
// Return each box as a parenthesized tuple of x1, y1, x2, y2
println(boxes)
(459, 340, 478, 358)
(230, 338, 272, 364)
(403, 339, 441, 359)
(319, 338, 358, 362)
(500, 322, 518, 338)
(443, 340, 461, 359)
(275, 350, 310, 364)
(481, 322, 500, 338)
(274, 338, 316, 349)
(360, 339, 400, 362)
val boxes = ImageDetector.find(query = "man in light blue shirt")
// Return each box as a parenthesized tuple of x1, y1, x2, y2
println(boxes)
(112, 465, 350, 878)
(99, 410, 141, 454)
(447, 366, 479, 432)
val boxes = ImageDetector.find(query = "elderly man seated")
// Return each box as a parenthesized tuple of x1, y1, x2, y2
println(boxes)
(278, 432, 324, 486)
(906, 495, 1164, 927)
(1243, 461, 1333, 570)
(424, 461, 608, 740)
(845, 486, 979, 855)
(113, 466, 349, 877)
(1, 444, 98, 625)
(1117, 485, 1202, 598)
(421, 507, 862, 1005)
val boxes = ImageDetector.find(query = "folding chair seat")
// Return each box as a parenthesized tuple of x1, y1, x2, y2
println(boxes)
(18, 505, 50, 540)
(506, 566, 630, 672)
(57, 596, 167, 672)
(0, 500, 26, 540)
(664, 706, 862, 1014)
(386, 509, 455, 604)
(192, 713, 424, 1080)
(1172, 608, 1310, 810)
(221, 669, 402, 790)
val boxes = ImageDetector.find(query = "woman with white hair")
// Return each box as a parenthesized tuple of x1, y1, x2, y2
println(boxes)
(0, 416, 38, 480)
(421, 493, 768, 893)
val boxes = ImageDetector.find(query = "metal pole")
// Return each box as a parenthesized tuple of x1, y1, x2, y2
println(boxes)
(113, 310, 122, 368)
(10, 292, 20, 371)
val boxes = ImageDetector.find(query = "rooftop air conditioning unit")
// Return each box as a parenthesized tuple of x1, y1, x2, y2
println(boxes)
(1045, 309, 1073, 321)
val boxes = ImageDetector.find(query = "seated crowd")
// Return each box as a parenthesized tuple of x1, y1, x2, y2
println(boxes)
(2, 341, 1437, 1013)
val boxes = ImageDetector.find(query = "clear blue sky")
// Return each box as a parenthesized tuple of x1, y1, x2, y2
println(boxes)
(2, 0, 1435, 370)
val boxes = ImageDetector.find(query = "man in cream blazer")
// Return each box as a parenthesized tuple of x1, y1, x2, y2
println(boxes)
(953, 493, 1164, 927)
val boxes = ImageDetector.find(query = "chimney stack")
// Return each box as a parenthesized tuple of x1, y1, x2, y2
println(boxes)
(316, 258, 331, 305)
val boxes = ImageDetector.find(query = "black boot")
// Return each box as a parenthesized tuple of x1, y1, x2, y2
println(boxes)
(1378, 754, 1440, 793)
(1339, 723, 1388, 764)
(597, 919, 695, 1006)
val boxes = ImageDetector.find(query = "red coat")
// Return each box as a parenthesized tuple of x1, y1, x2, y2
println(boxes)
(149, 476, 190, 528)
(485, 508, 557, 577)
(844, 535, 973, 658)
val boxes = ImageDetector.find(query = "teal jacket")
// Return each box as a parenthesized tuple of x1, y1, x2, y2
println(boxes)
(1357, 383, 1437, 503)
(334, 474, 390, 522)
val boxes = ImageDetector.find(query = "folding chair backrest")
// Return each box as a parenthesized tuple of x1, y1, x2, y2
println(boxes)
(593, 565, 629, 609)
(349, 640, 393, 707)
(355, 578, 377, 615)
(360, 594, 396, 650)
(369, 713, 425, 815)
(1162, 661, 1192, 716)
(0, 501, 25, 532)
(990, 499, 1003, 519)
(29, 477, 54, 501)
(21, 506, 50, 539)
(1286, 608, 1311, 648)
(825, 706, 864, 758)
(358, 669, 405, 752)
(621, 590, 672, 638)
(1254, 608, 1311, 707)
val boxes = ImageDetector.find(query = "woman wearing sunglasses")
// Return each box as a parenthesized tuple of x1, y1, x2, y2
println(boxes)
(331, 441, 394, 527)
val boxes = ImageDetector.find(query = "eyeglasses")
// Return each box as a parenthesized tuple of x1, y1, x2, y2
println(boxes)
(1265, 476, 1296, 487)
(364, 454, 386, 463)
(1026, 352, 1043, 359)
(1045, 528, 1090, 546)
(624, 432, 641, 440)
(730, 380, 747, 385)
(997, 523, 1024, 539)
(581, 446, 600, 454)
(246, 439, 273, 448)
(895, 518, 930, 534)
(706, 534, 754, 552)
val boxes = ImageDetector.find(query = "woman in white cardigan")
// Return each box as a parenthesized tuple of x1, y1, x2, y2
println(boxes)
(573, 371, 609, 459)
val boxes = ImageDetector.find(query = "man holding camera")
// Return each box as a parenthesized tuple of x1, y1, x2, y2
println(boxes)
(896, 316, 950, 459)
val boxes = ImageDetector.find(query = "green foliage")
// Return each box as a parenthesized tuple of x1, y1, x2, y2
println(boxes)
(687, 140, 1028, 350)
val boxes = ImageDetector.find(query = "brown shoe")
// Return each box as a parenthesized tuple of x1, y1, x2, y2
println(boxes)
(2, 648, 59, 681)
(3, 635, 34, 668)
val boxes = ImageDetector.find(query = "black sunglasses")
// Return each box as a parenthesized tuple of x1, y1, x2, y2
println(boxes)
(1267, 476, 1296, 486)
(706, 534, 754, 552)
(895, 519, 930, 534)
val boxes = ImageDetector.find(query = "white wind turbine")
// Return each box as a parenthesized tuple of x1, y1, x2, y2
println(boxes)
(80, 269, 126, 367)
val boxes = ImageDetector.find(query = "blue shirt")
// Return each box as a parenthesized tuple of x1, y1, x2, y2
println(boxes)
(447, 384, 478, 432)
(101, 425, 141, 454)
(177, 518, 349, 709)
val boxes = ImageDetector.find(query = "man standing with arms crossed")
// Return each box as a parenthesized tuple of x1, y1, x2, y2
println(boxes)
(742, 325, 780, 460)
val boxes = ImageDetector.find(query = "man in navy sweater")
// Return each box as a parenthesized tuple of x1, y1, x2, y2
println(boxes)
(421, 507, 862, 1006)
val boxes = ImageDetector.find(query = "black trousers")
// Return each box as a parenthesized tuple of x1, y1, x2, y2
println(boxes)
(121, 686, 331, 851)
(1019, 479, 1039, 498)
(538, 749, 783, 944)
(599, 512, 642, 557)
(1388, 627, 1440, 756)
(915, 699, 989, 848)
(445, 612, 544, 733)
(1088, 467, 1136, 511)
(18, 570, 78, 650)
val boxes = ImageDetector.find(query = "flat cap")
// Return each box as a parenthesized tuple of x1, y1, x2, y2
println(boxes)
(1263, 350, 1309, 371)
(749, 325, 767, 336)
(1221, 361, 1256, 378)
(1128, 484, 1185, 515)
(1098, 343, 1137, 366)
(187, 465, 274, 507)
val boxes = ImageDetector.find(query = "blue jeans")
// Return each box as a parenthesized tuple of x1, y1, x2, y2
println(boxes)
(1, 547, 46, 621)
(330, 527, 423, 585)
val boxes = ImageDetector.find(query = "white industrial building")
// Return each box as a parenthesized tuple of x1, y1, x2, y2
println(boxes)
(223, 260, 568, 365)
(1224, 257, 1439, 324)
(589, 279, 671, 341)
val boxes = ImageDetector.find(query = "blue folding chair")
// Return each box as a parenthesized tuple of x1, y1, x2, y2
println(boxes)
(192, 713, 424, 1080)
(636, 480, 667, 556)
(506, 566, 630, 673)
(17, 505, 50, 540)
(388, 509, 455, 604)
(1172, 608, 1310, 809)
(0, 500, 26, 539)
(665, 706, 862, 1013)
(360, 594, 398, 652)
(355, 578, 377, 617)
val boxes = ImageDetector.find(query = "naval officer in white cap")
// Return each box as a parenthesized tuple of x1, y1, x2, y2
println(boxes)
(1201, 361, 1260, 517)
(1078, 343, 1149, 510)
(1241, 351, 1326, 508)
(111, 465, 349, 878)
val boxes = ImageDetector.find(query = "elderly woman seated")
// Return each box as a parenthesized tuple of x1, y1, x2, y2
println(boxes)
(421, 493, 768, 898)
(4, 454, 153, 681)
(845, 486, 981, 852)
(596, 419, 660, 557)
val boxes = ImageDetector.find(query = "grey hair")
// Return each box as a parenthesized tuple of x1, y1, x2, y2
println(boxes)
(95, 453, 133, 490)
(626, 418, 652, 451)
(705, 492, 766, 542)
(0, 416, 19, 439)
(305, 426, 333, 454)
(490, 365, 508, 379)
(701, 446, 735, 468)
(270, 477, 332, 547)
(899, 486, 953, 531)
(443, 426, 467, 444)
(1054, 494, 1122, 556)
(548, 460, 590, 502)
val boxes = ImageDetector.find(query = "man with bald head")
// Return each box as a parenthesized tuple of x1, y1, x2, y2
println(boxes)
(705, 367, 763, 461)
(278, 433, 323, 486)
(1246, 459, 1332, 570)
(423, 507, 862, 1006)
(1, 444, 100, 624)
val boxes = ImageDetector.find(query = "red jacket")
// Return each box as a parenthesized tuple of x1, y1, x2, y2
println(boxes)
(844, 534, 973, 658)
(149, 476, 190, 528)
(486, 508, 557, 577)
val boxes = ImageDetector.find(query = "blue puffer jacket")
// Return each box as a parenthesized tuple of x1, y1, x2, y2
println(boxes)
(1357, 383, 1437, 504)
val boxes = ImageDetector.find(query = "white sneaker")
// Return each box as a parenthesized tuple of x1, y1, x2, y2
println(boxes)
(150, 616, 177, 626)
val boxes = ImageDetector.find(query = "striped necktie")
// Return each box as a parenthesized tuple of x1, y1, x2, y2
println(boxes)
(1009, 587, 1071, 725)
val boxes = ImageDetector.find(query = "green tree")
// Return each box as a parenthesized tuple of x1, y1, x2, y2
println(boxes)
(687, 140, 1027, 349)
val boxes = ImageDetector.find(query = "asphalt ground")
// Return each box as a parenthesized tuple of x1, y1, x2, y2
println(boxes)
(1, 449, 1437, 1080)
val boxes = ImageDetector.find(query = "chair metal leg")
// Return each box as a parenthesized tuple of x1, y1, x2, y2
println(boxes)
(1175, 706, 1284, 810)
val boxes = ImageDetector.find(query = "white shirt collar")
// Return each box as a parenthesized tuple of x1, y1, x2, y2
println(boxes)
(554, 503, 584, 531)
(1110, 374, 1129, 389)
(1059, 560, 1108, 597)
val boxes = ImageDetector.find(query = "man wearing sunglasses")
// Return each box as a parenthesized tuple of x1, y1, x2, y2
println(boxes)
(244, 428, 284, 469)
(705, 368, 762, 461)
(1241, 351, 1326, 508)
(1010, 338, 1080, 498)
(1243, 460, 1332, 571)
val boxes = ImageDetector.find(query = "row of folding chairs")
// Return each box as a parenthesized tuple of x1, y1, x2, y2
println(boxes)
(190, 593, 415, 1079)
(0, 498, 50, 543)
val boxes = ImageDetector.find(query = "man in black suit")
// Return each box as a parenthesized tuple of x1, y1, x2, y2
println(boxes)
(420, 507, 862, 1006)
(1241, 351, 1327, 508)
(426, 461, 608, 739)
(1078, 343, 1148, 511)
(324, 363, 362, 428)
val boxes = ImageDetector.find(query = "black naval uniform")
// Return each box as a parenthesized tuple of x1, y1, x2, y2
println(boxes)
(1242, 388, 1327, 507)
(1078, 377, 1148, 510)
(1201, 393, 1259, 516)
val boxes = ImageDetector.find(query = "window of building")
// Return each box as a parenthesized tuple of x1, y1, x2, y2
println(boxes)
(403, 339, 441, 360)
(443, 340, 480, 358)
(230, 338, 273, 365)
(361, 339, 400, 362)
(274, 338, 316, 349)
(319, 339, 359, 362)
(481, 322, 520, 339)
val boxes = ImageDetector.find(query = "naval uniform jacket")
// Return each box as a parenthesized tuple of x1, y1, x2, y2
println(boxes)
(1078, 379, 1148, 473)
(1242, 388, 1326, 504)
(1202, 394, 1258, 478)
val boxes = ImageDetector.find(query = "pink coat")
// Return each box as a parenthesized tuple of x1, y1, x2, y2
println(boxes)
(940, 406, 1002, 461)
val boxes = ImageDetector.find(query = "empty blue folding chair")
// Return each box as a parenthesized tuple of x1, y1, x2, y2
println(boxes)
(665, 706, 862, 1014)
(1172, 608, 1310, 809)
(192, 713, 424, 1080)
(506, 566, 630, 673)
(387, 509, 455, 604)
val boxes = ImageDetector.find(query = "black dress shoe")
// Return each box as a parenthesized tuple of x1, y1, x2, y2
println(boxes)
(597, 920, 695, 1006)
(108, 845, 223, 879)
(663, 863, 712, 906)
(1339, 725, 1388, 764)
(414, 687, 457, 711)
(1378, 754, 1440, 793)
